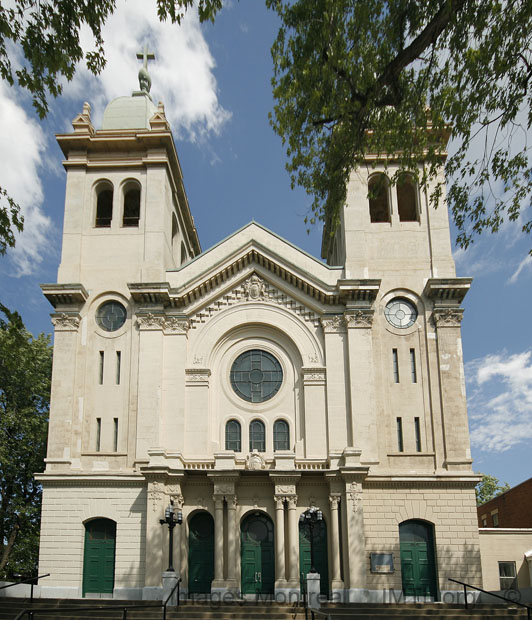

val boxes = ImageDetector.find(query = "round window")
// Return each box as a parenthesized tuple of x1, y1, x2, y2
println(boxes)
(384, 298, 417, 329)
(96, 301, 127, 332)
(230, 349, 283, 403)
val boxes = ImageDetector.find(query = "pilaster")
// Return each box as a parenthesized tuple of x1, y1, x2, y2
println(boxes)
(320, 316, 349, 452)
(301, 368, 327, 458)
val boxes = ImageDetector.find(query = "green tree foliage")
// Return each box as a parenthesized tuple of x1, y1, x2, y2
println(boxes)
(0, 306, 52, 577)
(475, 473, 511, 506)
(0, 0, 222, 257)
(267, 0, 532, 253)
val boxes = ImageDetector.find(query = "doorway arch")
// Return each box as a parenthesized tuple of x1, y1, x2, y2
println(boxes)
(399, 520, 438, 599)
(82, 518, 116, 596)
(188, 511, 214, 594)
(299, 516, 329, 596)
(240, 512, 275, 595)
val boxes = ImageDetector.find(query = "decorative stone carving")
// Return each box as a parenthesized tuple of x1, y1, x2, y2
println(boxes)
(163, 316, 189, 334)
(227, 495, 238, 509)
(345, 309, 374, 328)
(190, 274, 320, 328)
(51, 312, 81, 331)
(433, 308, 464, 328)
(137, 313, 166, 330)
(193, 355, 203, 365)
(246, 452, 266, 471)
(329, 494, 341, 508)
(274, 496, 286, 509)
(320, 315, 345, 333)
(346, 482, 362, 513)
(276, 484, 296, 496)
(287, 496, 298, 509)
(244, 274, 266, 301)
(302, 367, 326, 384)
(307, 353, 319, 364)
(185, 368, 211, 384)
(149, 481, 163, 512)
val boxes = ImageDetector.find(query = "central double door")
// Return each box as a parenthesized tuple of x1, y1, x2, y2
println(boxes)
(241, 513, 275, 594)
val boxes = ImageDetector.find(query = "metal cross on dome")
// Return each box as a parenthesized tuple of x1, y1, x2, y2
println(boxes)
(136, 44, 155, 94)
(136, 43, 155, 70)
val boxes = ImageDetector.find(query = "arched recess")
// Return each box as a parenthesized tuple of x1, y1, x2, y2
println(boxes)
(368, 173, 391, 223)
(82, 518, 116, 596)
(397, 174, 418, 222)
(399, 519, 438, 600)
(122, 179, 141, 227)
(241, 511, 275, 595)
(95, 181, 113, 228)
(299, 513, 329, 596)
(188, 511, 214, 594)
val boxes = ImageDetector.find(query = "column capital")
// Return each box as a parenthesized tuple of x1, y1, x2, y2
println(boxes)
(286, 496, 298, 509)
(320, 315, 346, 334)
(51, 312, 81, 331)
(274, 495, 286, 509)
(432, 308, 464, 328)
(329, 494, 341, 508)
(226, 494, 238, 509)
(344, 309, 374, 329)
(212, 495, 225, 508)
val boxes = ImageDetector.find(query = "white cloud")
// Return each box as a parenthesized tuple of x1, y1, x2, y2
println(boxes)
(0, 82, 52, 276)
(509, 254, 532, 284)
(64, 0, 231, 141)
(466, 350, 532, 452)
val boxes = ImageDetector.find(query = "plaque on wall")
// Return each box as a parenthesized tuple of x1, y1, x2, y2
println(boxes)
(370, 553, 394, 573)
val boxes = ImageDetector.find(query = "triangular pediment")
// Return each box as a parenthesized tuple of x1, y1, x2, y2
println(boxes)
(128, 223, 380, 316)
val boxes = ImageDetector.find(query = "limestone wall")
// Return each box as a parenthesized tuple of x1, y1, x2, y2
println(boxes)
(38, 481, 146, 598)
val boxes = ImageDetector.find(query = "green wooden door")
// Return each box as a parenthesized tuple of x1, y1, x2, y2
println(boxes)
(83, 519, 116, 596)
(399, 521, 437, 599)
(188, 512, 214, 594)
(241, 513, 275, 594)
(299, 519, 329, 597)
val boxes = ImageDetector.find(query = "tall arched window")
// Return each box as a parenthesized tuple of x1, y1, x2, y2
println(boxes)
(397, 174, 418, 222)
(273, 420, 290, 451)
(249, 419, 265, 452)
(225, 419, 241, 452)
(122, 184, 140, 227)
(95, 185, 113, 227)
(368, 174, 391, 223)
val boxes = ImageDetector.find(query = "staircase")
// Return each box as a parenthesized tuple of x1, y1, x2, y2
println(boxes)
(0, 599, 529, 620)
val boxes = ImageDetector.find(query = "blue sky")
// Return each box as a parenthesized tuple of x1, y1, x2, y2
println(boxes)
(0, 0, 530, 488)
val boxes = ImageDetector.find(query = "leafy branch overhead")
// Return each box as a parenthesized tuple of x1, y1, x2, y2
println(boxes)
(266, 0, 532, 254)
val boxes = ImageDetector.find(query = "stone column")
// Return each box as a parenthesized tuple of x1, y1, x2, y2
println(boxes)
(274, 496, 287, 588)
(344, 309, 378, 462)
(212, 496, 225, 588)
(226, 495, 238, 591)
(287, 496, 300, 588)
(329, 494, 343, 590)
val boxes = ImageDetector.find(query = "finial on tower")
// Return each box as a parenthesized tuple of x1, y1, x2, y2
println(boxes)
(136, 44, 155, 95)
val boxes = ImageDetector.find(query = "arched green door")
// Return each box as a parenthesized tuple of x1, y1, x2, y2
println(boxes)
(399, 520, 438, 599)
(188, 512, 214, 594)
(83, 519, 116, 596)
(299, 519, 329, 597)
(241, 513, 275, 595)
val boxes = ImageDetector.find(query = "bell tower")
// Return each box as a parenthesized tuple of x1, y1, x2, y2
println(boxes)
(54, 48, 200, 293)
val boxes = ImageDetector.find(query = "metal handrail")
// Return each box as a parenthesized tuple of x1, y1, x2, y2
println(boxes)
(162, 577, 181, 620)
(0, 575, 50, 591)
(14, 577, 182, 620)
(448, 578, 532, 620)
(0, 574, 50, 604)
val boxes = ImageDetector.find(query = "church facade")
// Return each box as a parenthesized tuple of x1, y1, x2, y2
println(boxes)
(37, 72, 482, 602)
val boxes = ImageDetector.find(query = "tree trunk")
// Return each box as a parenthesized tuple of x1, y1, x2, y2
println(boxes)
(0, 523, 19, 574)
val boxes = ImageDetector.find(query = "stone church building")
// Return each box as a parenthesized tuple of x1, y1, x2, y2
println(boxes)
(37, 62, 482, 602)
